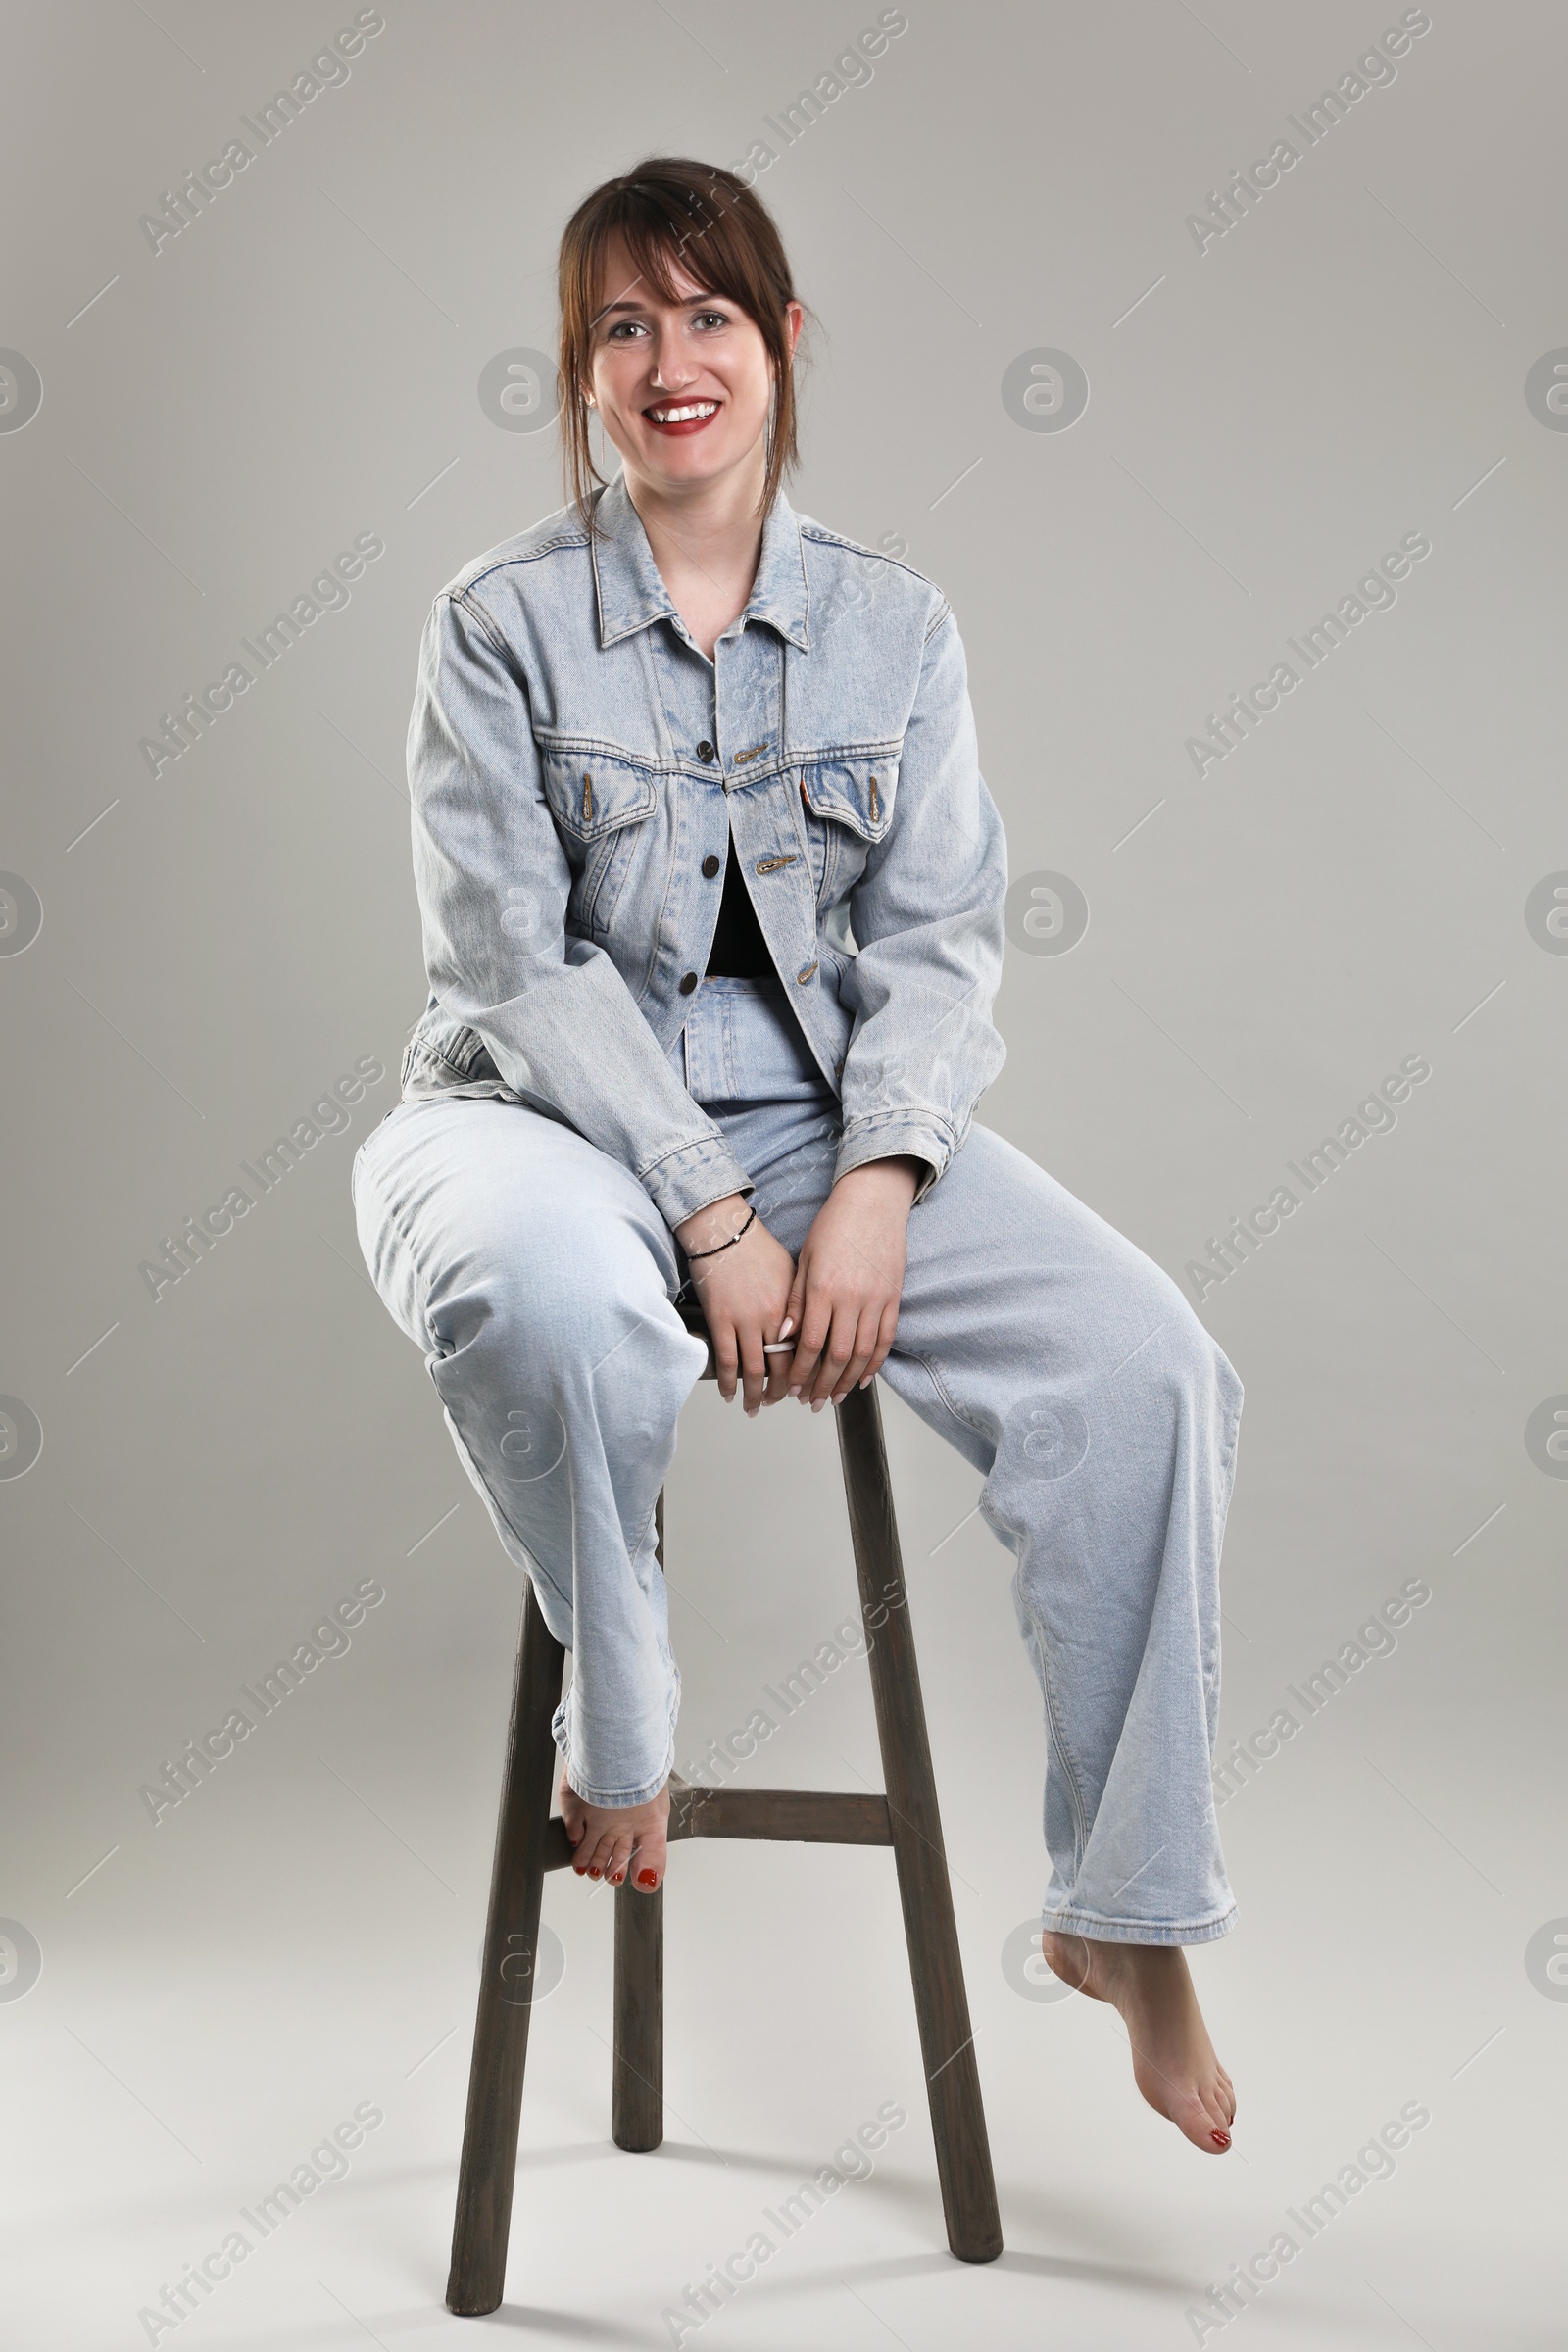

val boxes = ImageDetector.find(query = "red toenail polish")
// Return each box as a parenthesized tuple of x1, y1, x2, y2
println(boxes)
(1211, 2129, 1231, 2148)
(637, 1869, 658, 1887)
(588, 1868, 601, 1879)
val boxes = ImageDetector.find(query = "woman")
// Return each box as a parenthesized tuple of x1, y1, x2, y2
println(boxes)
(354, 158, 1242, 2156)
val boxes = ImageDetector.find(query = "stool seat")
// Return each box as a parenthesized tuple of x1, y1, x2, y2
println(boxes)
(443, 1310, 1003, 2315)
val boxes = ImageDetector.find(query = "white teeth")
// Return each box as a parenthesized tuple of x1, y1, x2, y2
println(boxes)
(649, 401, 717, 423)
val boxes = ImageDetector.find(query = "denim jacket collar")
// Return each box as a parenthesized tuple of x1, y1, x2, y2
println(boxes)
(589, 469, 811, 654)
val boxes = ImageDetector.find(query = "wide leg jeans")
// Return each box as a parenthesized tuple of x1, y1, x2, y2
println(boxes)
(354, 975, 1244, 1944)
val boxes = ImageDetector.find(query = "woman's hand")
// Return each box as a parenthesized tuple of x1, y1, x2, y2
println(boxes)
(674, 1194, 797, 1416)
(781, 1156, 922, 1409)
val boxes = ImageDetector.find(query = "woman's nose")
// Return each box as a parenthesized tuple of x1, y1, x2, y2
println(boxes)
(648, 334, 695, 392)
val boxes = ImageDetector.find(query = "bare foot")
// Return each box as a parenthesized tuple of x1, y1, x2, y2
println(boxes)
(558, 1768, 669, 1891)
(1041, 1933, 1236, 2154)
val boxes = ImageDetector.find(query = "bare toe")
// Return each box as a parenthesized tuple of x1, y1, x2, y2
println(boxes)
(630, 1820, 667, 1893)
(561, 1784, 670, 1892)
(1088, 1944, 1237, 2155)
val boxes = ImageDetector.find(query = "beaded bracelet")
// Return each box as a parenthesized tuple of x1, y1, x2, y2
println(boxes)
(683, 1204, 758, 1259)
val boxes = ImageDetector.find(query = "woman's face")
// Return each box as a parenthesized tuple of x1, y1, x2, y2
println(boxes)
(584, 229, 800, 499)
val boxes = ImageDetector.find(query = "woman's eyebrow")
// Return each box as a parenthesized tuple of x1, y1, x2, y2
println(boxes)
(597, 289, 720, 315)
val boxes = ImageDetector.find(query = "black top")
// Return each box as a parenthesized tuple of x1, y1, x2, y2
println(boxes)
(705, 836, 772, 977)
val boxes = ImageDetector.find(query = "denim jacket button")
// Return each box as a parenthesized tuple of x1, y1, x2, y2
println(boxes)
(679, 970, 700, 995)
(701, 853, 720, 877)
(695, 740, 716, 762)
(796, 961, 818, 985)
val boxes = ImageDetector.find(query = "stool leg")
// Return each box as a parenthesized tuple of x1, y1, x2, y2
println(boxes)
(446, 1578, 565, 2316)
(612, 1879, 664, 2148)
(835, 1383, 1004, 2264)
(614, 1483, 666, 2149)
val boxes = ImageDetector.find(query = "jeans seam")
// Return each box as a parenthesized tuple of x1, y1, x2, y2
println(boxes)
(1028, 1598, 1092, 1868)
(906, 1348, 990, 1444)
(915, 1329, 1096, 1887)
(448, 1402, 576, 1628)
(631, 1492, 661, 1570)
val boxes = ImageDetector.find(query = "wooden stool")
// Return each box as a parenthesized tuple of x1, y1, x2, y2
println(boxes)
(445, 1338, 1003, 2314)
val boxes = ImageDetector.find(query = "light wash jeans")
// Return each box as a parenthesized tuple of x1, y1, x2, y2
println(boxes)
(354, 976, 1244, 1944)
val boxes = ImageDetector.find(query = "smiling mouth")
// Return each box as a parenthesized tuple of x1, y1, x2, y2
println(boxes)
(644, 399, 720, 430)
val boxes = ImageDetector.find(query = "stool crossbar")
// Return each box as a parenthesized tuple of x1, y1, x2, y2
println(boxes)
(445, 1347, 1003, 2315)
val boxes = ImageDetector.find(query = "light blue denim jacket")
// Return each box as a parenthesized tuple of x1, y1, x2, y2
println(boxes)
(401, 471, 1007, 1228)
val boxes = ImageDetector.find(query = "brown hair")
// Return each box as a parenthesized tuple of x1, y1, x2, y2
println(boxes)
(557, 158, 808, 531)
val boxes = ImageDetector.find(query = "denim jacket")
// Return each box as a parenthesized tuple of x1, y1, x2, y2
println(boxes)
(401, 470, 1007, 1229)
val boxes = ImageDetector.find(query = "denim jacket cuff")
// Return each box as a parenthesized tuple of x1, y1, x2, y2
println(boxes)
(641, 1132, 756, 1230)
(834, 1111, 956, 1206)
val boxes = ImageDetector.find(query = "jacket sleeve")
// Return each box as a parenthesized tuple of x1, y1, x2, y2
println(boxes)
(407, 586, 755, 1229)
(832, 603, 1008, 1204)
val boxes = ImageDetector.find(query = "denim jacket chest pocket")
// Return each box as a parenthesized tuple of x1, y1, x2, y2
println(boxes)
(537, 745, 660, 935)
(798, 754, 899, 901)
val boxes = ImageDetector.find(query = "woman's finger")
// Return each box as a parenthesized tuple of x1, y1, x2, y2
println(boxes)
(808, 1298, 863, 1406)
(711, 1321, 741, 1402)
(763, 1259, 805, 1405)
(787, 1278, 833, 1397)
(738, 1325, 768, 1416)
(831, 1304, 882, 1402)
(762, 1333, 796, 1405)
(862, 1298, 901, 1385)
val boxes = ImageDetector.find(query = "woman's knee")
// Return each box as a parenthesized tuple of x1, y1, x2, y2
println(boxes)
(447, 1211, 704, 1452)
(432, 1227, 698, 1491)
(1113, 1267, 1240, 1434)
(1054, 1215, 1237, 1427)
(435, 1203, 677, 1374)
(358, 1099, 673, 1333)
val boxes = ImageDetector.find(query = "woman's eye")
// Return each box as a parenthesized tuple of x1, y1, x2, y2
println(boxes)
(692, 311, 728, 331)
(607, 319, 648, 340)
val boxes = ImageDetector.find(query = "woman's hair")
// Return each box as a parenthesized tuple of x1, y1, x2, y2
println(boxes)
(557, 158, 807, 529)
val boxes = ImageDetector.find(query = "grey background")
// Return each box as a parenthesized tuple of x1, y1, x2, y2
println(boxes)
(3, 2, 1563, 2344)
